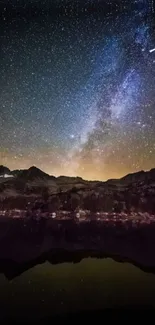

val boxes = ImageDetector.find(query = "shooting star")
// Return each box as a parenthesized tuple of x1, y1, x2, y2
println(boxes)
(149, 48, 155, 53)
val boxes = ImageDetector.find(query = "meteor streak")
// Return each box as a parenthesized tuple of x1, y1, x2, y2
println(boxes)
(149, 48, 155, 53)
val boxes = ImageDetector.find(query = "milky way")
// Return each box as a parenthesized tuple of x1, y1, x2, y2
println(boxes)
(0, 0, 155, 180)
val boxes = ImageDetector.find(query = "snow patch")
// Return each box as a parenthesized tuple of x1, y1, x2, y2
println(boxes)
(0, 174, 14, 178)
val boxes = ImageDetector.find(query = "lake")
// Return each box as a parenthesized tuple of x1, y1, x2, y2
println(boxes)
(0, 258, 155, 320)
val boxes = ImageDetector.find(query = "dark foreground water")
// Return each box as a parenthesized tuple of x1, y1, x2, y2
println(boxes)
(0, 258, 155, 320)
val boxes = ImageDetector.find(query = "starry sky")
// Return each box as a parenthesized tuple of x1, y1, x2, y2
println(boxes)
(0, 0, 155, 180)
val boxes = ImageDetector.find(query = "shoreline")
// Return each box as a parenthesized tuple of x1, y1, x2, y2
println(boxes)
(0, 218, 155, 278)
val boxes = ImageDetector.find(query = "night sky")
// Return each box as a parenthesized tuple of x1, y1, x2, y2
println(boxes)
(0, 0, 155, 180)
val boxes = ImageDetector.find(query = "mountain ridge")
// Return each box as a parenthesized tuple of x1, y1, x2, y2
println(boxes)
(1, 164, 155, 184)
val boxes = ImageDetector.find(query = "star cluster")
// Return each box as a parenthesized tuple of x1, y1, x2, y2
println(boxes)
(0, 0, 155, 180)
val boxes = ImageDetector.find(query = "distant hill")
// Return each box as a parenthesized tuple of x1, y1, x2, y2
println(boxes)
(120, 169, 155, 184)
(107, 169, 155, 186)
(16, 166, 52, 181)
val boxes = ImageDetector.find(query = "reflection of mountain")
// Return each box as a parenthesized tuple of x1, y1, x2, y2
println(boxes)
(0, 219, 155, 279)
(1, 166, 155, 213)
(1, 251, 155, 281)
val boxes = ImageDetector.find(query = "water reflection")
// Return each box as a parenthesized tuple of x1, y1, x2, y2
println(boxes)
(0, 258, 155, 320)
